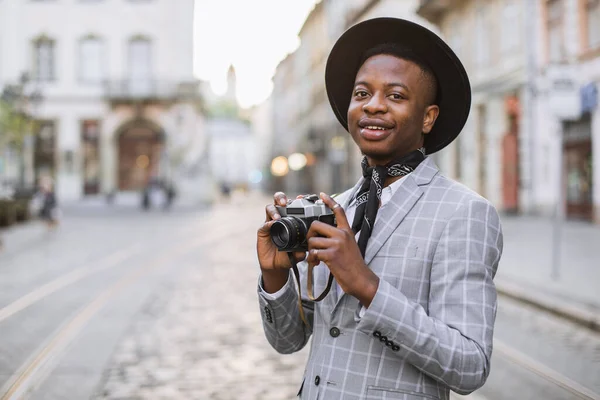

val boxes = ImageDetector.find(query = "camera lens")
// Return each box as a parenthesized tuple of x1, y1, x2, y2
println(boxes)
(270, 217, 307, 251)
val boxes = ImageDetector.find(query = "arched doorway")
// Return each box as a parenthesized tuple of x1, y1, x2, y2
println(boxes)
(116, 119, 165, 191)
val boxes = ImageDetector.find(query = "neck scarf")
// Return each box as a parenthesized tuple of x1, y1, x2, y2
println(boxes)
(351, 148, 426, 257)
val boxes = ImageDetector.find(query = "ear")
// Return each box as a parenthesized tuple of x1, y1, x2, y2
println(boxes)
(422, 105, 440, 135)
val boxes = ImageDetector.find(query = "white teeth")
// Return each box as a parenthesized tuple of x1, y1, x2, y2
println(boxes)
(365, 126, 386, 130)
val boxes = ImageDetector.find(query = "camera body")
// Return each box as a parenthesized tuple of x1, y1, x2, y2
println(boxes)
(270, 194, 336, 252)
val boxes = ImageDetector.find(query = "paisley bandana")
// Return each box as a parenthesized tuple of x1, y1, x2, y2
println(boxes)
(352, 148, 426, 257)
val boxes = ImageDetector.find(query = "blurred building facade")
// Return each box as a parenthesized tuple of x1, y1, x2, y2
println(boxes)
(419, 0, 600, 223)
(418, 0, 532, 214)
(0, 0, 205, 202)
(268, 0, 600, 223)
(269, 0, 433, 196)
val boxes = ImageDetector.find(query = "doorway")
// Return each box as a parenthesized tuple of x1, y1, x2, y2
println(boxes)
(502, 96, 520, 213)
(563, 115, 593, 221)
(117, 121, 164, 191)
(82, 120, 100, 195)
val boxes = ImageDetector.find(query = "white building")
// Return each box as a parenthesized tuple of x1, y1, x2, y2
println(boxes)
(207, 118, 256, 190)
(0, 0, 205, 202)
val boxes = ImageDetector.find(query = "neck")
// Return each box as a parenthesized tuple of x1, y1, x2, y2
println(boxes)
(365, 146, 424, 168)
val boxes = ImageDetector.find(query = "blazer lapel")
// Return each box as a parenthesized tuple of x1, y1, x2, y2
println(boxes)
(364, 157, 439, 265)
(363, 176, 422, 265)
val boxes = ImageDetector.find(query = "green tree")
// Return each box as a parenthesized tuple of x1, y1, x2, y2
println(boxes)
(0, 73, 43, 185)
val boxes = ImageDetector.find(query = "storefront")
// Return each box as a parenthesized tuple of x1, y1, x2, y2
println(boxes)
(563, 83, 596, 221)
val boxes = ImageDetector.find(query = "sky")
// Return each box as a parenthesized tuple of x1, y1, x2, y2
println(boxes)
(194, 0, 319, 109)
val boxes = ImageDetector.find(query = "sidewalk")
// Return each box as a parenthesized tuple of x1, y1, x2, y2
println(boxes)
(496, 215, 600, 331)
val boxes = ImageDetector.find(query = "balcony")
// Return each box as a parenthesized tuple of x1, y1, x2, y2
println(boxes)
(103, 79, 202, 102)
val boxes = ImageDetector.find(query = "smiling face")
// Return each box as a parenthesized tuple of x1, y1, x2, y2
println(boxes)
(347, 54, 439, 166)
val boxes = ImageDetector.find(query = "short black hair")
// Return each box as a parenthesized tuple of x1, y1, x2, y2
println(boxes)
(359, 43, 439, 106)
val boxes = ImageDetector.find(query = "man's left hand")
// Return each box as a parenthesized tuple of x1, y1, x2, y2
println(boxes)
(305, 193, 380, 307)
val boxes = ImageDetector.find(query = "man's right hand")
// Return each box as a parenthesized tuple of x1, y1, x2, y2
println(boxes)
(257, 192, 306, 293)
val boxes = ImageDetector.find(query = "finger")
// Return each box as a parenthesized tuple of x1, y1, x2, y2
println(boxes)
(273, 192, 288, 207)
(306, 248, 320, 267)
(258, 220, 275, 235)
(306, 220, 340, 240)
(308, 247, 332, 264)
(320, 192, 350, 230)
(265, 204, 281, 221)
(292, 251, 307, 263)
(307, 236, 336, 250)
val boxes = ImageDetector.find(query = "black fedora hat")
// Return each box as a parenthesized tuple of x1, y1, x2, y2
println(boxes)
(325, 17, 471, 154)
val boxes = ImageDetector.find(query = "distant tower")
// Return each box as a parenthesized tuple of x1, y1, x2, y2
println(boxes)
(225, 64, 237, 103)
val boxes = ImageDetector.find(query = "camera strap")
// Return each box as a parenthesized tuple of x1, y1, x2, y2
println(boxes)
(288, 253, 334, 328)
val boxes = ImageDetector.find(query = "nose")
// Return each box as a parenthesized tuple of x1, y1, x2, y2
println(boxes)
(362, 92, 387, 114)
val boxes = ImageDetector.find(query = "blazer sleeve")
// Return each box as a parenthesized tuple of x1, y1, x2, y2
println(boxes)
(356, 198, 503, 394)
(257, 263, 314, 354)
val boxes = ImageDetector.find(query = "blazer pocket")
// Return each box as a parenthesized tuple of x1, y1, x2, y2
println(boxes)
(379, 244, 418, 259)
(366, 385, 439, 400)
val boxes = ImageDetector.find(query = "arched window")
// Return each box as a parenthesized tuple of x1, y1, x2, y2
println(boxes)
(79, 35, 105, 83)
(32, 35, 55, 82)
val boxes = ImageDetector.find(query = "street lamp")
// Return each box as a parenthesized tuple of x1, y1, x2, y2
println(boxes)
(270, 156, 289, 177)
(288, 153, 307, 171)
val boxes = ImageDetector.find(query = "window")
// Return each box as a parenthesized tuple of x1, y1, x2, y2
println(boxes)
(446, 16, 463, 57)
(501, 0, 520, 52)
(128, 36, 153, 94)
(475, 5, 490, 66)
(79, 36, 104, 83)
(585, 0, 600, 50)
(33, 36, 55, 82)
(547, 0, 565, 62)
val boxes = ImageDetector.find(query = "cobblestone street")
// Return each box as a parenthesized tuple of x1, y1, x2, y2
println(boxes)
(93, 197, 309, 399)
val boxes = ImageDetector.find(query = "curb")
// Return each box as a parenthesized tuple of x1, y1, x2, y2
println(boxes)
(495, 279, 600, 332)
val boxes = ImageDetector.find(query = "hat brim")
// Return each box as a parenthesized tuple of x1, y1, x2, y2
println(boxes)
(325, 17, 471, 154)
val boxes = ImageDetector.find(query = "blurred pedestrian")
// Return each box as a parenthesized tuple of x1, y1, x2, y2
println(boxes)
(256, 18, 503, 399)
(220, 182, 231, 199)
(37, 176, 60, 230)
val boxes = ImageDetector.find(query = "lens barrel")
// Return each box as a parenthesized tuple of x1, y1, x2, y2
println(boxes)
(270, 217, 307, 251)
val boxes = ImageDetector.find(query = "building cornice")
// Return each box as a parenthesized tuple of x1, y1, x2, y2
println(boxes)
(299, 0, 325, 37)
(345, 0, 381, 28)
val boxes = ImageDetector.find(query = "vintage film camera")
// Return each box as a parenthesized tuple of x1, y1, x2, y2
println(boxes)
(270, 194, 337, 252)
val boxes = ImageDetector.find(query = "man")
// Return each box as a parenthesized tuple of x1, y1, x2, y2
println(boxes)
(256, 18, 503, 400)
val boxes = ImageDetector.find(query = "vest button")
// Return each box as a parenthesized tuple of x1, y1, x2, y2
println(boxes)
(329, 327, 340, 337)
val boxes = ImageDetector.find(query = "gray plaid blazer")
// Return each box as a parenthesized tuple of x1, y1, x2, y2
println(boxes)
(258, 157, 503, 400)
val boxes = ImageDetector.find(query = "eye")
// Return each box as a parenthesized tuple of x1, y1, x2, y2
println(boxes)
(389, 93, 405, 100)
(354, 90, 369, 98)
